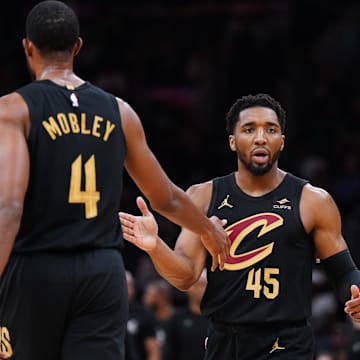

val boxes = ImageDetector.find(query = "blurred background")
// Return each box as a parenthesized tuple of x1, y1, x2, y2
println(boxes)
(2, 1, 360, 359)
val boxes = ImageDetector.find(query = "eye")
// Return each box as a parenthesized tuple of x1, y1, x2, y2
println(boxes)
(244, 127, 254, 133)
(267, 127, 277, 133)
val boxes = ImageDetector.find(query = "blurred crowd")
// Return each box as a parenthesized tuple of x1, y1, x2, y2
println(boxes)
(2, 1, 360, 359)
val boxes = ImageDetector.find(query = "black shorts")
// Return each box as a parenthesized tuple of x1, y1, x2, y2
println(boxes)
(204, 320, 314, 359)
(0, 248, 128, 360)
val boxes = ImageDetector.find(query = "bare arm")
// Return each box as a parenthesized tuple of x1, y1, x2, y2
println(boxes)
(0, 93, 30, 278)
(119, 182, 220, 290)
(301, 184, 360, 321)
(300, 184, 347, 259)
(118, 98, 229, 270)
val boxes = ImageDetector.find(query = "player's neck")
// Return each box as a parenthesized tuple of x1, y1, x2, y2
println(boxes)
(235, 167, 286, 197)
(37, 65, 84, 88)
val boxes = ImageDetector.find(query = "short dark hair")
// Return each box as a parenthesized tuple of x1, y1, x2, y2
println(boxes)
(225, 93, 286, 135)
(25, 1, 80, 53)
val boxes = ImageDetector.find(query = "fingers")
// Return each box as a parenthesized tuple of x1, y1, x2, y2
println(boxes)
(207, 216, 229, 272)
(118, 215, 136, 243)
(218, 252, 226, 271)
(351, 284, 360, 300)
(118, 211, 136, 223)
(345, 285, 360, 321)
(211, 254, 219, 272)
(136, 196, 151, 216)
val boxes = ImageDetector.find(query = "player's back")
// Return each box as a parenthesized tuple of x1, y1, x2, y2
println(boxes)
(14, 80, 126, 253)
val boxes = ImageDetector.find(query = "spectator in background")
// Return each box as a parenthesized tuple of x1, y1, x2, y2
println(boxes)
(125, 271, 160, 360)
(143, 279, 175, 359)
(347, 320, 360, 360)
(166, 269, 209, 360)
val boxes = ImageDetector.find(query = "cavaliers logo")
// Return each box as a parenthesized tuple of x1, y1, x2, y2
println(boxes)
(224, 213, 283, 270)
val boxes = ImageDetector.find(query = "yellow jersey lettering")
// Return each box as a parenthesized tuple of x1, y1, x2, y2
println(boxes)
(68, 113, 80, 133)
(92, 115, 103, 138)
(42, 116, 63, 140)
(57, 113, 71, 134)
(103, 121, 116, 141)
(42, 113, 116, 141)
(81, 113, 91, 135)
(0, 326, 13, 357)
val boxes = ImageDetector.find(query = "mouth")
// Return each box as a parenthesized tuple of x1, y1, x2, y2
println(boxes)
(251, 149, 269, 165)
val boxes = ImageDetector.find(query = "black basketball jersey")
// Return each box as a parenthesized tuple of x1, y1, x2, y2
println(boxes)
(13, 80, 126, 252)
(201, 172, 315, 324)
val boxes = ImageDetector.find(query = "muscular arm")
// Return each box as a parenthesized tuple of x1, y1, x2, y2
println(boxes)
(301, 185, 347, 260)
(300, 184, 348, 259)
(301, 185, 360, 311)
(0, 93, 30, 277)
(119, 183, 215, 290)
(118, 98, 229, 270)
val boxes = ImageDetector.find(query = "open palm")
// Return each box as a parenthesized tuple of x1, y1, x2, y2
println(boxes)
(119, 196, 158, 251)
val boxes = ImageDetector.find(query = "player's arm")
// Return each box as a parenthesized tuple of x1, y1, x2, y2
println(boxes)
(301, 184, 360, 321)
(0, 93, 30, 278)
(119, 182, 216, 290)
(117, 98, 229, 271)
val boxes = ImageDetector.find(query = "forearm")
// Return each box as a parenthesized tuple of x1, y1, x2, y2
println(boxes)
(147, 238, 198, 291)
(321, 249, 360, 303)
(151, 186, 213, 237)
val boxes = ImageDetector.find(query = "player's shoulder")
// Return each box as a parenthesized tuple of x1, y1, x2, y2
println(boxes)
(186, 180, 213, 212)
(115, 97, 141, 125)
(302, 182, 334, 206)
(0, 91, 28, 122)
(186, 180, 213, 196)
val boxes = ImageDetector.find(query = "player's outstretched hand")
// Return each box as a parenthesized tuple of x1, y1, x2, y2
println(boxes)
(119, 196, 158, 252)
(345, 285, 360, 323)
(201, 216, 229, 272)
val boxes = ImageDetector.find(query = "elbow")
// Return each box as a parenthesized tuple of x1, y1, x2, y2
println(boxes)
(0, 201, 23, 225)
(171, 275, 197, 292)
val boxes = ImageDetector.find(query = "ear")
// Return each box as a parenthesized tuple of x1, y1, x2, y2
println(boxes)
(22, 38, 33, 57)
(280, 134, 285, 151)
(73, 37, 83, 57)
(229, 135, 236, 152)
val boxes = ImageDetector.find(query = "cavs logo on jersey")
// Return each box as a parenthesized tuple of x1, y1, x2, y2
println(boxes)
(0, 326, 13, 357)
(224, 213, 283, 271)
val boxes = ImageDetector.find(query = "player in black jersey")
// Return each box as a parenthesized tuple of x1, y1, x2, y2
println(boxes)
(0, 1, 229, 360)
(120, 93, 360, 359)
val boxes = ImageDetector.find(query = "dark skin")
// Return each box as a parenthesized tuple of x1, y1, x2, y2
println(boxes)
(0, 36, 229, 359)
(119, 106, 360, 324)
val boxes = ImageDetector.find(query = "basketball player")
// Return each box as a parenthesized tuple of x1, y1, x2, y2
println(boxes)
(120, 93, 360, 359)
(0, 1, 229, 359)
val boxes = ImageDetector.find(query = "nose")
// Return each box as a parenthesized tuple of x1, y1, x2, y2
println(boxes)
(254, 128, 267, 144)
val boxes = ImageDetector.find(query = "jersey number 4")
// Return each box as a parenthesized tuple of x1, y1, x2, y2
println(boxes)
(68, 154, 100, 219)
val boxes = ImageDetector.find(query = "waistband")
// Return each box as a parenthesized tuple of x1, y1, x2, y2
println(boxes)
(210, 318, 308, 333)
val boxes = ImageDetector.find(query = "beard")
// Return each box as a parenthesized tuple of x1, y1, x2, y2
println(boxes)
(237, 149, 282, 176)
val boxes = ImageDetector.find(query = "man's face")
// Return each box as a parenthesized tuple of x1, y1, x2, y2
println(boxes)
(229, 106, 285, 176)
